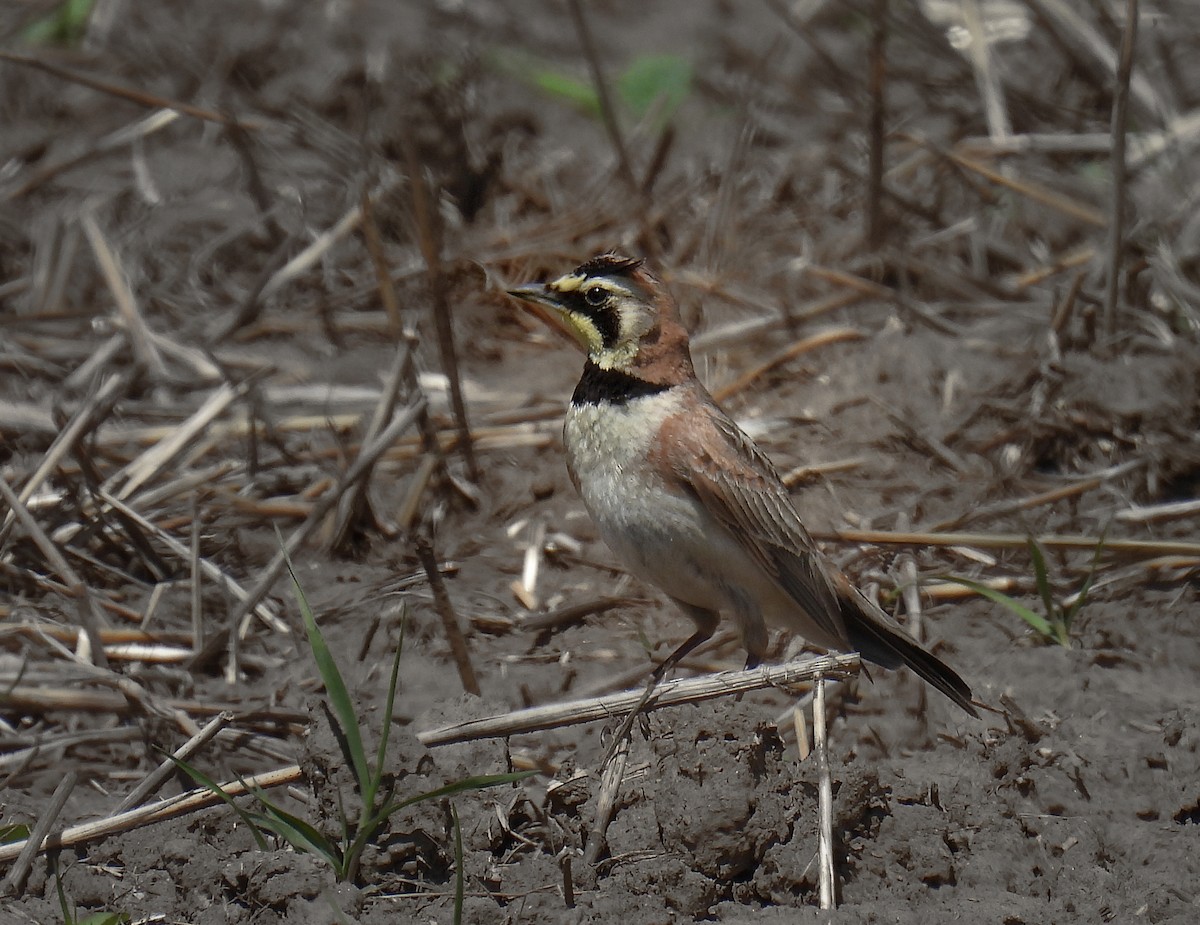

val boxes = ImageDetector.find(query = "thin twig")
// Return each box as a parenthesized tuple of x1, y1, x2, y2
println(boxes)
(0, 475, 108, 668)
(812, 528, 1199, 558)
(866, 0, 887, 249)
(1, 770, 77, 895)
(0, 766, 303, 865)
(187, 399, 427, 670)
(920, 141, 1107, 227)
(961, 0, 1012, 148)
(566, 0, 637, 191)
(0, 372, 128, 545)
(584, 734, 628, 867)
(415, 534, 480, 696)
(81, 212, 168, 379)
(1019, 0, 1164, 121)
(711, 327, 863, 403)
(418, 654, 861, 746)
(895, 513, 923, 643)
(329, 338, 416, 550)
(931, 459, 1145, 531)
(1103, 0, 1138, 343)
(4, 110, 179, 201)
(814, 679, 835, 910)
(0, 51, 263, 131)
(403, 140, 479, 482)
(114, 712, 234, 813)
(96, 490, 284, 634)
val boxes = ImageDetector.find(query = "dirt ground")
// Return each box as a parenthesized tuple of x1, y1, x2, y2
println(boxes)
(2, 1, 1200, 922)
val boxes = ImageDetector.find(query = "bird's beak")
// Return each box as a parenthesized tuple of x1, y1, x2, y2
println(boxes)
(506, 283, 562, 310)
(506, 283, 587, 352)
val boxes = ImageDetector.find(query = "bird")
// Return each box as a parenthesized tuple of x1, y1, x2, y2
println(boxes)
(507, 253, 976, 717)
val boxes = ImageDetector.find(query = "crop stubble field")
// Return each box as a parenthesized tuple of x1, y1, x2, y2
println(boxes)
(1, 1, 1199, 922)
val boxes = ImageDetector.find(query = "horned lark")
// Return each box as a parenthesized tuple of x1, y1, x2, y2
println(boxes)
(508, 253, 976, 716)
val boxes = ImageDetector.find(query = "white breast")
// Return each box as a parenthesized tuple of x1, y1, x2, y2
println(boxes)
(564, 391, 751, 604)
(563, 391, 839, 651)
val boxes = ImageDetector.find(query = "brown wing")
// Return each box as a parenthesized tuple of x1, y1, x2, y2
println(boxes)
(659, 394, 850, 648)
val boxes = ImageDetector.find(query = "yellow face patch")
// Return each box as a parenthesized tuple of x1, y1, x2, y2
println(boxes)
(549, 272, 585, 293)
(510, 268, 650, 370)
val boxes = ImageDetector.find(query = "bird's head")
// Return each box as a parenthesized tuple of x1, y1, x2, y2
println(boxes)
(507, 253, 693, 378)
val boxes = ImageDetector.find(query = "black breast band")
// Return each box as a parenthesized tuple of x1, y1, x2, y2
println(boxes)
(571, 361, 671, 406)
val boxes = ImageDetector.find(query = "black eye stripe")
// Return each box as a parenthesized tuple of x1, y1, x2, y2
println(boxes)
(563, 289, 620, 348)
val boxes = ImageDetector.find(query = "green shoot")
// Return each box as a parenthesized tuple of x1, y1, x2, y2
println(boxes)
(50, 855, 130, 925)
(616, 54, 692, 124)
(0, 822, 31, 843)
(21, 0, 95, 46)
(452, 803, 465, 925)
(171, 540, 533, 883)
(947, 535, 1107, 647)
(495, 50, 692, 125)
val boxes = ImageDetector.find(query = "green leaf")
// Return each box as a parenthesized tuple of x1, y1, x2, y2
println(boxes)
(369, 608, 406, 810)
(78, 914, 130, 925)
(491, 48, 600, 116)
(452, 803, 464, 925)
(22, 0, 95, 46)
(0, 822, 30, 844)
(250, 790, 343, 870)
(943, 576, 1057, 639)
(281, 539, 371, 797)
(166, 755, 268, 851)
(378, 771, 535, 821)
(1026, 538, 1058, 625)
(617, 54, 691, 121)
(1063, 531, 1109, 631)
(532, 70, 601, 116)
(53, 856, 73, 924)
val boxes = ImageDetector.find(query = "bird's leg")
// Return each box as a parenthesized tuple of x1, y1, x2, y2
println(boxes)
(600, 607, 718, 768)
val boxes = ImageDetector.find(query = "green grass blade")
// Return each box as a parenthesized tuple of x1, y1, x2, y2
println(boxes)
(21, 0, 95, 46)
(78, 914, 130, 925)
(166, 755, 268, 850)
(452, 803, 464, 925)
(369, 607, 406, 810)
(1026, 538, 1058, 623)
(52, 856, 74, 925)
(280, 539, 371, 796)
(943, 576, 1057, 639)
(617, 54, 691, 121)
(490, 49, 601, 117)
(533, 70, 601, 116)
(0, 822, 31, 843)
(1064, 531, 1109, 629)
(250, 791, 343, 870)
(378, 771, 535, 820)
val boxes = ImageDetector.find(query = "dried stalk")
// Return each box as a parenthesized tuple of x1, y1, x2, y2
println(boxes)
(0, 766, 303, 865)
(584, 734, 629, 867)
(866, 0, 887, 249)
(0, 372, 128, 544)
(417, 654, 861, 747)
(566, 0, 636, 191)
(416, 534, 480, 696)
(96, 490, 284, 633)
(0, 475, 108, 668)
(114, 711, 234, 813)
(814, 679, 835, 910)
(188, 398, 427, 669)
(1, 770, 77, 895)
(813, 528, 1199, 559)
(403, 140, 479, 482)
(1103, 0, 1138, 342)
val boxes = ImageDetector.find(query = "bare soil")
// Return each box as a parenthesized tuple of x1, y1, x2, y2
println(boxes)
(2, 1, 1200, 923)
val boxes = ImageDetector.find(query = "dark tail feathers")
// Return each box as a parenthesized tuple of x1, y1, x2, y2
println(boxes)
(845, 599, 977, 718)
